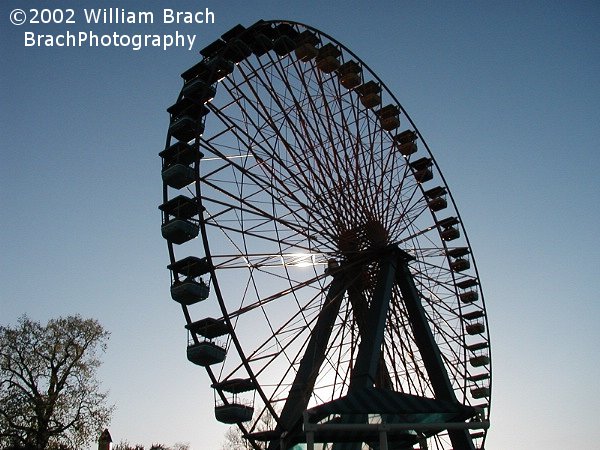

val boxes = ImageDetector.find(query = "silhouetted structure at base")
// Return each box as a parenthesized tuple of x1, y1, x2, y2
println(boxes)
(99, 429, 112, 450)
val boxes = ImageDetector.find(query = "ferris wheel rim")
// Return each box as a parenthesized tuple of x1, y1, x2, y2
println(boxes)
(161, 19, 491, 449)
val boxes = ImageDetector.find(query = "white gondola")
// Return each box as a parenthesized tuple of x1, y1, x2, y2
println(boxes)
(337, 61, 362, 88)
(377, 105, 400, 131)
(161, 163, 195, 190)
(206, 57, 235, 82)
(187, 341, 226, 366)
(317, 56, 341, 73)
(471, 386, 490, 399)
(381, 116, 400, 131)
(316, 43, 341, 73)
(251, 33, 273, 56)
(428, 196, 447, 211)
(171, 279, 209, 305)
(466, 322, 486, 335)
(460, 290, 479, 304)
(425, 187, 448, 212)
(411, 158, 434, 183)
(339, 71, 361, 89)
(167, 97, 209, 142)
(273, 35, 296, 56)
(169, 116, 204, 143)
(360, 92, 381, 109)
(214, 403, 254, 424)
(357, 81, 382, 109)
(441, 226, 460, 241)
(394, 130, 418, 156)
(182, 78, 216, 104)
(448, 247, 471, 272)
(451, 258, 470, 272)
(469, 355, 490, 367)
(295, 30, 320, 61)
(468, 372, 490, 382)
(212, 378, 255, 424)
(159, 195, 201, 245)
(296, 42, 319, 61)
(161, 219, 199, 245)
(467, 342, 488, 352)
(160, 142, 201, 190)
(457, 278, 478, 290)
(463, 310, 485, 321)
(398, 141, 417, 156)
(186, 318, 229, 366)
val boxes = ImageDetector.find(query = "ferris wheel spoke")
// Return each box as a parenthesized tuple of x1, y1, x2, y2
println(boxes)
(281, 60, 350, 185)
(209, 252, 331, 270)
(199, 149, 335, 252)
(378, 153, 404, 227)
(222, 272, 326, 322)
(250, 307, 319, 383)
(389, 184, 430, 239)
(387, 167, 424, 226)
(234, 58, 358, 227)
(395, 221, 439, 246)
(421, 313, 464, 381)
(321, 74, 388, 224)
(384, 330, 427, 396)
(327, 304, 355, 398)
(204, 219, 314, 253)
(199, 187, 310, 238)
(411, 262, 464, 302)
(228, 61, 322, 168)
(208, 85, 343, 241)
(310, 73, 355, 176)
(385, 298, 429, 394)
(288, 92, 374, 227)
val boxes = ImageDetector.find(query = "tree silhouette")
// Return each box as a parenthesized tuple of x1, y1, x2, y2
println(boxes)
(113, 442, 189, 450)
(0, 315, 113, 449)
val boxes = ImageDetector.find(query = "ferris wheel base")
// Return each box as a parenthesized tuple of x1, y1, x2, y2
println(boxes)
(301, 420, 489, 450)
(257, 388, 486, 450)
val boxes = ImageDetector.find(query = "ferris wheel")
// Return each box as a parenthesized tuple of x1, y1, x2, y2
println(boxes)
(160, 20, 491, 450)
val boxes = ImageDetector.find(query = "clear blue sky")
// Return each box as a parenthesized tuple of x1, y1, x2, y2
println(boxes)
(1, 1, 599, 449)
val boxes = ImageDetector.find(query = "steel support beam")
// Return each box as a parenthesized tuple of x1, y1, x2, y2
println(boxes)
(304, 421, 490, 432)
(395, 254, 476, 450)
(349, 249, 399, 389)
(333, 248, 400, 450)
(269, 272, 348, 450)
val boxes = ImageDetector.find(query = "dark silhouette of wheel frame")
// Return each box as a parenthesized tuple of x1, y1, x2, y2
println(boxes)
(160, 20, 491, 450)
